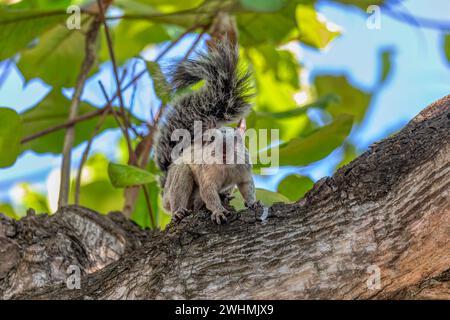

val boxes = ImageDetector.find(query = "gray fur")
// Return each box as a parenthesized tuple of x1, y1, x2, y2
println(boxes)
(153, 39, 258, 224)
(154, 39, 252, 180)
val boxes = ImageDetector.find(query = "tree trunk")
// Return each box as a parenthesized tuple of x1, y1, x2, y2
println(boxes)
(1, 95, 449, 300)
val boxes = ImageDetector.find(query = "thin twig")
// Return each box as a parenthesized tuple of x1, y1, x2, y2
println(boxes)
(23, 20, 206, 146)
(20, 68, 147, 144)
(127, 61, 142, 139)
(155, 23, 203, 62)
(121, 29, 206, 218)
(384, 5, 450, 31)
(21, 108, 107, 144)
(98, 81, 130, 141)
(142, 185, 156, 228)
(58, 17, 102, 208)
(20, 26, 201, 145)
(129, 60, 139, 115)
(74, 70, 128, 205)
(184, 29, 205, 59)
(74, 107, 109, 204)
(97, 0, 137, 165)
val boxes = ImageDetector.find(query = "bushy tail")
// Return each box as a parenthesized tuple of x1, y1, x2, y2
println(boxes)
(154, 39, 253, 177)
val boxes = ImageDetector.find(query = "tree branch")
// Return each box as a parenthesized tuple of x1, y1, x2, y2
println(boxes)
(97, 0, 137, 165)
(74, 71, 129, 205)
(57, 17, 102, 208)
(1, 95, 449, 300)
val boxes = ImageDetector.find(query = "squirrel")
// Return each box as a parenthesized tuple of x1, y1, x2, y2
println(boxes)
(154, 38, 258, 224)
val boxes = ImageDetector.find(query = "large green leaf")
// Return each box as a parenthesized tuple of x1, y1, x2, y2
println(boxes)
(71, 154, 124, 214)
(296, 4, 341, 49)
(100, 20, 171, 64)
(336, 142, 357, 169)
(0, 203, 18, 219)
(240, 0, 287, 12)
(115, 0, 209, 28)
(0, 0, 72, 9)
(315, 75, 371, 122)
(16, 183, 50, 214)
(244, 45, 314, 143)
(132, 180, 171, 229)
(131, 159, 170, 229)
(0, 9, 66, 60)
(125, 0, 205, 13)
(257, 114, 354, 168)
(20, 91, 120, 154)
(237, 0, 298, 46)
(18, 15, 96, 87)
(277, 174, 314, 201)
(230, 188, 289, 211)
(256, 94, 339, 119)
(108, 162, 156, 188)
(0, 107, 22, 168)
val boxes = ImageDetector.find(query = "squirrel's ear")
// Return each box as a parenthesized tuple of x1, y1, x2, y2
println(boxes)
(237, 118, 246, 135)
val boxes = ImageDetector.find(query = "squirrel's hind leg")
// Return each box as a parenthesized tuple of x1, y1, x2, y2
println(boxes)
(164, 164, 194, 223)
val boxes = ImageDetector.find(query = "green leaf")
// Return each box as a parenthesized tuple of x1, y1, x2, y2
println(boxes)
(336, 142, 357, 169)
(230, 188, 289, 211)
(0, 107, 22, 168)
(0, 203, 18, 220)
(379, 48, 393, 85)
(296, 4, 341, 49)
(20, 91, 122, 155)
(0, 9, 65, 60)
(70, 154, 123, 214)
(1, 0, 72, 9)
(100, 20, 171, 64)
(17, 183, 50, 214)
(76, 180, 124, 213)
(125, 0, 205, 13)
(131, 159, 170, 229)
(18, 15, 96, 87)
(108, 162, 156, 188)
(115, 0, 207, 28)
(146, 60, 172, 103)
(256, 94, 340, 119)
(444, 34, 450, 63)
(277, 174, 314, 201)
(257, 114, 354, 168)
(240, 0, 287, 12)
(315, 75, 372, 122)
(244, 45, 314, 143)
(237, 0, 298, 46)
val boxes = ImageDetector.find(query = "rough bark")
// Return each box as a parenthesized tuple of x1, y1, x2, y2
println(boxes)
(1, 95, 449, 300)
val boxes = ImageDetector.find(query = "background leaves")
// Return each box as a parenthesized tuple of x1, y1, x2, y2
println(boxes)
(0, 0, 383, 228)
(0, 107, 22, 168)
(20, 91, 121, 154)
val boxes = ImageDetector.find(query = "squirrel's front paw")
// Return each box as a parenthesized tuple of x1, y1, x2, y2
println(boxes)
(211, 211, 228, 225)
(172, 208, 191, 223)
(246, 200, 263, 211)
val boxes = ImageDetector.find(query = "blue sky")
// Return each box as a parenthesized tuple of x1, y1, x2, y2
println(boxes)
(0, 0, 449, 206)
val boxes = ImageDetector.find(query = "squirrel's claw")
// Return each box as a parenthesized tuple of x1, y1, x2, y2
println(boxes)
(246, 200, 263, 211)
(211, 211, 228, 224)
(172, 208, 191, 223)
